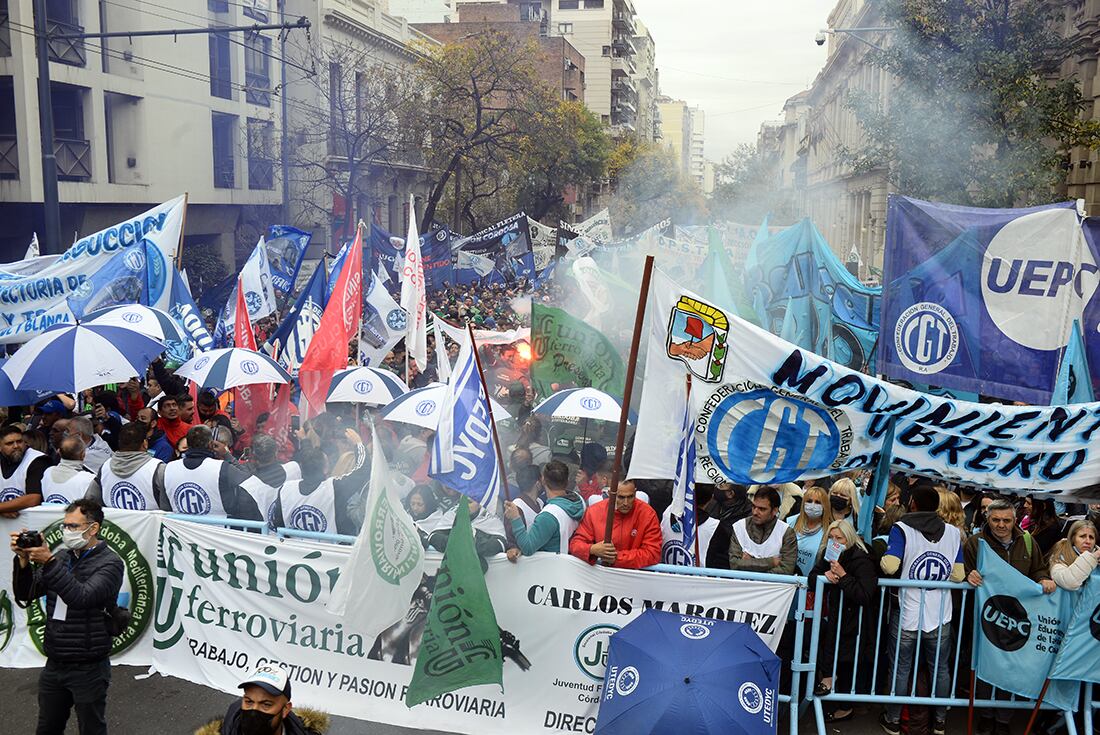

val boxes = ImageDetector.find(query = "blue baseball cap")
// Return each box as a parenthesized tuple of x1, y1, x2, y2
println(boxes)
(37, 399, 66, 415)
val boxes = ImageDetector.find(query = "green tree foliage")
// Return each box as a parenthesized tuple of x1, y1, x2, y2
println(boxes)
(608, 141, 706, 235)
(709, 143, 796, 225)
(848, 0, 1100, 207)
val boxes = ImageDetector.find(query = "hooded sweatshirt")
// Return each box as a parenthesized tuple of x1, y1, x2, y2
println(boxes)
(881, 511, 965, 581)
(86, 451, 170, 510)
(510, 491, 586, 555)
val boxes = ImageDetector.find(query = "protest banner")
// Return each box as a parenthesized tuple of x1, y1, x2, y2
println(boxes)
(530, 304, 625, 401)
(0, 196, 184, 343)
(151, 518, 795, 733)
(265, 226, 311, 295)
(880, 195, 1089, 403)
(453, 214, 536, 286)
(422, 225, 456, 292)
(0, 506, 159, 668)
(1050, 573, 1100, 685)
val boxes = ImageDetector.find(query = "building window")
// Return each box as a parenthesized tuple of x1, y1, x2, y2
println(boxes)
(212, 112, 236, 188)
(0, 0, 11, 58)
(208, 0, 229, 12)
(585, 0, 604, 7)
(45, 0, 85, 66)
(558, 0, 579, 9)
(209, 31, 232, 100)
(558, 22, 573, 34)
(0, 76, 16, 179)
(242, 0, 268, 22)
(52, 83, 91, 181)
(244, 33, 271, 107)
(247, 118, 274, 190)
(602, 45, 611, 56)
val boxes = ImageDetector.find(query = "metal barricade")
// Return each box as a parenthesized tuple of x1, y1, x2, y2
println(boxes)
(1085, 684, 1099, 735)
(275, 527, 357, 544)
(165, 513, 268, 533)
(807, 575, 1080, 735)
(646, 564, 813, 735)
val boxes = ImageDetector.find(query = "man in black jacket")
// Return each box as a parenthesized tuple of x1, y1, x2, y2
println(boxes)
(10, 498, 124, 735)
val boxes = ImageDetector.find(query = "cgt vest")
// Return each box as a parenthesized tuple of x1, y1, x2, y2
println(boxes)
(100, 459, 162, 511)
(240, 475, 281, 527)
(732, 517, 789, 560)
(0, 447, 45, 502)
(41, 469, 95, 506)
(164, 459, 227, 517)
(279, 479, 337, 534)
(899, 522, 962, 632)
(541, 502, 579, 554)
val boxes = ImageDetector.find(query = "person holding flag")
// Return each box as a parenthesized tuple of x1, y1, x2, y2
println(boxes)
(1048, 519, 1100, 590)
(568, 478, 661, 569)
(503, 460, 584, 556)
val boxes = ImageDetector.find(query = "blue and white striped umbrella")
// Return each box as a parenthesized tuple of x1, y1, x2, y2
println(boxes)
(382, 382, 511, 430)
(81, 304, 188, 344)
(1, 323, 166, 393)
(327, 366, 407, 406)
(533, 387, 633, 424)
(174, 347, 290, 390)
(0, 359, 57, 407)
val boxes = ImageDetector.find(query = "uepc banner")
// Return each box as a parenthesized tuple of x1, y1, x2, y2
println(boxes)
(880, 195, 1089, 404)
(0, 197, 184, 343)
(0, 506, 159, 667)
(151, 519, 794, 733)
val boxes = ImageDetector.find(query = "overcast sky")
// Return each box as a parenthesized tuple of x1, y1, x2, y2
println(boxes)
(631, 0, 834, 163)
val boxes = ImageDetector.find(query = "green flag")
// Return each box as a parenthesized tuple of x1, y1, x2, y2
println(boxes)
(530, 303, 626, 401)
(404, 501, 503, 708)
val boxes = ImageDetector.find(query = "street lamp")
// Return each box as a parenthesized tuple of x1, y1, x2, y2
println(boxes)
(816, 27, 893, 52)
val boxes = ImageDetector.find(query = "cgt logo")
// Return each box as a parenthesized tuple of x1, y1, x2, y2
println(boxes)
(1089, 602, 1100, 642)
(981, 595, 1031, 652)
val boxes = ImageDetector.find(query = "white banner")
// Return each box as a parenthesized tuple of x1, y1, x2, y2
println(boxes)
(0, 506, 160, 667)
(151, 519, 795, 733)
(0, 197, 184, 342)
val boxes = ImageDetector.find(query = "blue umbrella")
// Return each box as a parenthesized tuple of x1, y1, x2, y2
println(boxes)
(174, 347, 291, 391)
(81, 304, 188, 344)
(595, 609, 781, 735)
(326, 366, 407, 406)
(0, 359, 55, 407)
(1, 322, 165, 393)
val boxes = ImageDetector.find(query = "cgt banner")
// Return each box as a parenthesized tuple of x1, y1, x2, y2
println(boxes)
(0, 197, 183, 343)
(151, 519, 795, 733)
(0, 506, 159, 667)
(880, 195, 1089, 404)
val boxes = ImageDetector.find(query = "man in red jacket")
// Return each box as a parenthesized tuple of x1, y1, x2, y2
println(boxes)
(569, 479, 661, 569)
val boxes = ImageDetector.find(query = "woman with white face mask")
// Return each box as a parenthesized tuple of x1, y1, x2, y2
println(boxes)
(1049, 519, 1100, 591)
(788, 486, 833, 576)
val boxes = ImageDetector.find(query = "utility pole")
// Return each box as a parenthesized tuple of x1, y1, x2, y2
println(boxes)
(279, 0, 290, 226)
(32, 15, 311, 255)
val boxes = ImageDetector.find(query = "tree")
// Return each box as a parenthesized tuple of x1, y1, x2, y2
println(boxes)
(608, 141, 707, 235)
(414, 30, 554, 231)
(512, 101, 612, 223)
(847, 0, 1100, 207)
(710, 143, 796, 224)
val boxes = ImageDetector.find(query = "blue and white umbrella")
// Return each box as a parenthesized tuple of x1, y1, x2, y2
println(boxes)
(382, 382, 510, 430)
(533, 387, 633, 424)
(327, 366, 407, 406)
(174, 347, 290, 390)
(0, 359, 57, 407)
(81, 304, 188, 344)
(1, 322, 166, 393)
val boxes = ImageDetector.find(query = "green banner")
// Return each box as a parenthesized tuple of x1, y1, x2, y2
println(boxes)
(405, 501, 503, 708)
(530, 304, 626, 400)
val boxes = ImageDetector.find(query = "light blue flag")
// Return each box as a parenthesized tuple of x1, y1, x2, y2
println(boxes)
(1052, 319, 1094, 405)
(67, 242, 157, 318)
(972, 540, 1080, 710)
(662, 394, 699, 565)
(1050, 572, 1100, 685)
(164, 268, 214, 367)
(779, 296, 812, 349)
(859, 417, 895, 541)
(429, 340, 501, 507)
(266, 225, 311, 294)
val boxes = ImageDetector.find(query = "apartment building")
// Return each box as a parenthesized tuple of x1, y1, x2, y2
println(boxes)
(657, 95, 690, 176)
(631, 18, 659, 142)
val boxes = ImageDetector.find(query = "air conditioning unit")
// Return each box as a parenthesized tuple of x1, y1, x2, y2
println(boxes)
(127, 156, 137, 169)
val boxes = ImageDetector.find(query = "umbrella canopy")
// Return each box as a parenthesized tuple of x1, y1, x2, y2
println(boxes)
(381, 382, 511, 430)
(326, 366, 407, 406)
(174, 348, 290, 390)
(0, 359, 56, 407)
(2, 323, 165, 393)
(81, 304, 188, 344)
(595, 609, 781, 735)
(533, 387, 634, 424)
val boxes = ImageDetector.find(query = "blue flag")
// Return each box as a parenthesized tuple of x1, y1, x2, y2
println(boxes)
(326, 240, 351, 301)
(859, 417, 895, 542)
(420, 225, 455, 292)
(67, 242, 162, 318)
(1052, 319, 1094, 405)
(662, 393, 698, 565)
(266, 225, 311, 295)
(164, 268, 214, 367)
(1050, 573, 1100, 685)
(972, 540, 1079, 710)
(265, 264, 327, 377)
(371, 223, 405, 285)
(429, 340, 501, 507)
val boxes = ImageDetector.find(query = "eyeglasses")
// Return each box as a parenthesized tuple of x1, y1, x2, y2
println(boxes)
(60, 522, 92, 531)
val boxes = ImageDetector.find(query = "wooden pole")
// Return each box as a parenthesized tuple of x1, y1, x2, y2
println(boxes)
(466, 323, 511, 503)
(1023, 678, 1051, 735)
(602, 255, 655, 545)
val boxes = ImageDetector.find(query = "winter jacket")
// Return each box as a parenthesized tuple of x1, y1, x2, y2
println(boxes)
(962, 524, 1049, 583)
(195, 701, 329, 735)
(808, 545, 878, 664)
(569, 498, 662, 569)
(148, 429, 174, 462)
(510, 492, 586, 555)
(1051, 550, 1099, 591)
(13, 541, 123, 663)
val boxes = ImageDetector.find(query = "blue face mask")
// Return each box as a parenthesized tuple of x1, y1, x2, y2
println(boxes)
(803, 502, 824, 519)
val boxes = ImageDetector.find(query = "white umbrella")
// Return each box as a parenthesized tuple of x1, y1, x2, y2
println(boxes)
(80, 304, 188, 344)
(174, 348, 290, 390)
(381, 382, 511, 430)
(327, 366, 407, 406)
(532, 387, 631, 423)
(2, 322, 165, 393)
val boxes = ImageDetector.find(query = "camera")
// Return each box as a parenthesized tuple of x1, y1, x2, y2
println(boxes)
(815, 31, 828, 46)
(15, 530, 44, 549)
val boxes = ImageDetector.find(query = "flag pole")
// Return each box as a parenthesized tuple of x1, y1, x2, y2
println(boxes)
(686, 372, 699, 566)
(602, 254, 654, 546)
(466, 323, 512, 503)
(1023, 679, 1051, 735)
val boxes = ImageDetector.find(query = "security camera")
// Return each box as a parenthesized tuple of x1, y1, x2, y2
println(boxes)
(815, 31, 828, 46)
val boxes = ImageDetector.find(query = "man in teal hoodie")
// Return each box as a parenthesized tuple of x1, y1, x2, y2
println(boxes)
(504, 460, 586, 555)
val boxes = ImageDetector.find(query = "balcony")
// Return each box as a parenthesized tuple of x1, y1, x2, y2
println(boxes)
(54, 137, 91, 181)
(47, 19, 86, 67)
(245, 71, 271, 107)
(0, 134, 16, 179)
(611, 54, 636, 76)
(611, 35, 635, 56)
(612, 10, 635, 35)
(612, 77, 636, 95)
(248, 157, 274, 190)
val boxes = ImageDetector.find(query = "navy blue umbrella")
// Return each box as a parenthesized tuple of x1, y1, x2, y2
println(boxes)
(595, 609, 781, 735)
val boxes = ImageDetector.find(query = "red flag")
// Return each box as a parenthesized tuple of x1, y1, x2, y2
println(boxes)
(264, 382, 296, 461)
(234, 279, 257, 350)
(299, 223, 364, 417)
(233, 277, 270, 433)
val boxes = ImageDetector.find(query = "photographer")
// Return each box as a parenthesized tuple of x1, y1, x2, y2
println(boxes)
(10, 498, 124, 735)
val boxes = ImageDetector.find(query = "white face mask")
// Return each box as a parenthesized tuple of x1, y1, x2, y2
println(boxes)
(803, 502, 824, 519)
(61, 526, 91, 551)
